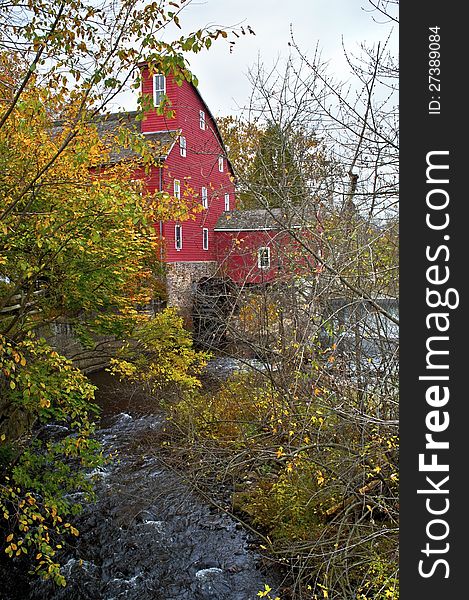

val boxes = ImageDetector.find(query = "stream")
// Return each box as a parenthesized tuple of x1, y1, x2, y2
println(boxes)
(1, 366, 281, 600)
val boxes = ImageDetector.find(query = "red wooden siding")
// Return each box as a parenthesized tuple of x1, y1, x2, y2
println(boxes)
(215, 229, 318, 285)
(139, 67, 235, 263)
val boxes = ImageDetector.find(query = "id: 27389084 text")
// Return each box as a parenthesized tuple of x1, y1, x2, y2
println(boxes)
(428, 26, 441, 115)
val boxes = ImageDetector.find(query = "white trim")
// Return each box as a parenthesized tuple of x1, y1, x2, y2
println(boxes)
(153, 74, 166, 107)
(202, 228, 209, 250)
(175, 224, 183, 250)
(257, 246, 271, 269)
(165, 260, 216, 264)
(142, 129, 178, 135)
(214, 226, 303, 232)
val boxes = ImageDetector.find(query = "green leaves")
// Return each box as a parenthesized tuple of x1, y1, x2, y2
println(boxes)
(0, 333, 103, 582)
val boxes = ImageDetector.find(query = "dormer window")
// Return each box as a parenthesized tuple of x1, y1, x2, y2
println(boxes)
(201, 186, 208, 209)
(153, 74, 166, 107)
(199, 110, 205, 130)
(180, 135, 187, 157)
(218, 155, 224, 172)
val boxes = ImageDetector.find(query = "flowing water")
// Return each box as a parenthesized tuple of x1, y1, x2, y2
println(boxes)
(1, 368, 281, 600)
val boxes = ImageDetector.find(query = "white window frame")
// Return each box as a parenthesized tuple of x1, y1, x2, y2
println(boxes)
(174, 179, 181, 199)
(153, 74, 166, 107)
(201, 186, 208, 209)
(257, 247, 271, 269)
(218, 155, 224, 172)
(202, 228, 209, 251)
(130, 179, 143, 196)
(224, 193, 230, 211)
(179, 135, 187, 157)
(199, 110, 205, 130)
(175, 224, 183, 251)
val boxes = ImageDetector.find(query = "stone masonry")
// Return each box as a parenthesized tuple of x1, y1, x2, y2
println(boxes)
(165, 261, 218, 318)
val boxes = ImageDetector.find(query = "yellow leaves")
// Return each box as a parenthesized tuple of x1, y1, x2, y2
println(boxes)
(317, 583, 329, 598)
(63, 523, 79, 536)
(276, 447, 284, 458)
(316, 471, 325, 486)
(108, 358, 138, 381)
(257, 584, 272, 597)
(6, 533, 13, 543)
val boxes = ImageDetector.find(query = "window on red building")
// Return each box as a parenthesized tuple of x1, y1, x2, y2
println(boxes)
(179, 135, 187, 157)
(201, 186, 208, 209)
(174, 179, 180, 199)
(153, 74, 165, 107)
(199, 110, 205, 130)
(175, 224, 182, 250)
(202, 228, 209, 250)
(218, 155, 224, 172)
(224, 193, 230, 211)
(257, 247, 271, 269)
(130, 179, 143, 196)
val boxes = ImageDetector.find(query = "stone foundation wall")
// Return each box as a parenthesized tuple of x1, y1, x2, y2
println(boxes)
(166, 261, 218, 318)
(36, 321, 122, 374)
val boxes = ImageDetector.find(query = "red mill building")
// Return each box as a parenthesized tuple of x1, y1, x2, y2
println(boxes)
(96, 66, 319, 313)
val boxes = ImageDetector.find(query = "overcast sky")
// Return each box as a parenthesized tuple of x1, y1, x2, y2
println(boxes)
(119, 0, 397, 116)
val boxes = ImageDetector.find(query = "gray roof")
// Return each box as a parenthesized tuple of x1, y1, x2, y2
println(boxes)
(92, 111, 178, 163)
(52, 112, 178, 164)
(214, 207, 317, 231)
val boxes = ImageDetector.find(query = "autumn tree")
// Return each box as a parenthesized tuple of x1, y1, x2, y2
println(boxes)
(0, 0, 243, 583)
